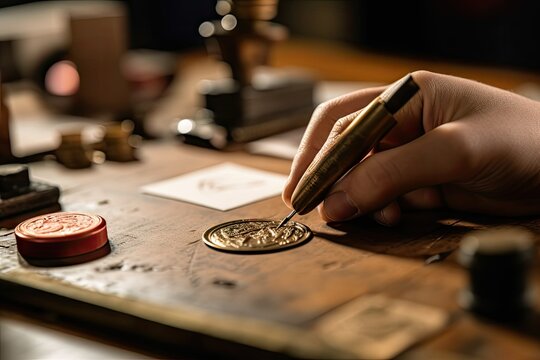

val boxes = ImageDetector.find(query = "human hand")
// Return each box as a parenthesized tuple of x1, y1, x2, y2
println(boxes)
(282, 71, 540, 225)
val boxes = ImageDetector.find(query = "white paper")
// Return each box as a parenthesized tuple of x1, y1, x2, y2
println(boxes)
(140, 163, 288, 211)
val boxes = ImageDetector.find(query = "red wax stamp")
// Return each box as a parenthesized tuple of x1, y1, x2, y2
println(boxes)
(15, 211, 109, 263)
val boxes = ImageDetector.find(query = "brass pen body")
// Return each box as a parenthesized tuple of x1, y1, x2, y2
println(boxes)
(291, 98, 396, 215)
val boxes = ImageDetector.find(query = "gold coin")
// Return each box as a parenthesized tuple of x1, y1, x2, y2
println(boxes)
(203, 218, 312, 252)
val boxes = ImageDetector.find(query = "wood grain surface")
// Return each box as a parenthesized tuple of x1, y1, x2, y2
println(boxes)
(1, 140, 539, 359)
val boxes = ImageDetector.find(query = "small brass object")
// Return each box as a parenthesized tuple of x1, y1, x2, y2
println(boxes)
(55, 131, 93, 169)
(101, 121, 138, 162)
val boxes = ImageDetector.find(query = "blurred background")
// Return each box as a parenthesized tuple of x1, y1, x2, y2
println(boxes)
(3, 0, 539, 81)
(1, 0, 540, 159)
(278, 0, 540, 71)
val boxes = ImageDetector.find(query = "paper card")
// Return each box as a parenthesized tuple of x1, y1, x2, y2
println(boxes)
(315, 295, 449, 359)
(140, 163, 288, 211)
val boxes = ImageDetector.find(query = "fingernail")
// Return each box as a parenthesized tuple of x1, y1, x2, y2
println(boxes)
(323, 191, 358, 221)
(373, 209, 388, 226)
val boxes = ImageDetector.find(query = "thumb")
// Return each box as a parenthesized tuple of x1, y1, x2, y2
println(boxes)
(320, 121, 477, 222)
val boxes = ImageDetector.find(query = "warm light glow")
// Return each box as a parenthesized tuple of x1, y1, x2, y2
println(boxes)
(45, 60, 80, 96)
(216, 0, 232, 15)
(221, 14, 237, 31)
(177, 119, 194, 134)
(198, 21, 215, 38)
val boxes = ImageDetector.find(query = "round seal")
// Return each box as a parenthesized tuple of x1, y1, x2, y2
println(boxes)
(15, 211, 109, 260)
(203, 218, 312, 252)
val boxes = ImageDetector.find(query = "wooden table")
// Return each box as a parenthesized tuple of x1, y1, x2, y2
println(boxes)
(1, 138, 539, 359)
(2, 37, 540, 358)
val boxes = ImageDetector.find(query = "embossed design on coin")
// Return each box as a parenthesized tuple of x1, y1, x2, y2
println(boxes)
(203, 219, 312, 252)
(18, 212, 102, 237)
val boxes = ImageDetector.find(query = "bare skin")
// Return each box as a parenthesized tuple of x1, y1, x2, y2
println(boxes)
(283, 71, 540, 226)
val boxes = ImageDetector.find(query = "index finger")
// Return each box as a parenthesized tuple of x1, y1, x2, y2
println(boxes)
(282, 86, 385, 207)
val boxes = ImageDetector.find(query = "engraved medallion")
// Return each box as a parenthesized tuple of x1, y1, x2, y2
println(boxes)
(203, 219, 312, 252)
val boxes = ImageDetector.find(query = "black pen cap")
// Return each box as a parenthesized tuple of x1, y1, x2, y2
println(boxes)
(380, 74, 420, 114)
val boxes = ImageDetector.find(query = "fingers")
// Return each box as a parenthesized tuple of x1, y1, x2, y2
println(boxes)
(319, 187, 443, 227)
(371, 188, 443, 227)
(317, 197, 403, 227)
(320, 121, 478, 222)
(399, 187, 444, 210)
(282, 86, 385, 207)
(372, 201, 401, 226)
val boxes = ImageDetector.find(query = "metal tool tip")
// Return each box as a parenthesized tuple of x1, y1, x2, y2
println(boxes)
(276, 210, 297, 229)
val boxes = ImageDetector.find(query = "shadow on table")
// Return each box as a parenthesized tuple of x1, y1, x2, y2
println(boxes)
(313, 210, 538, 259)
